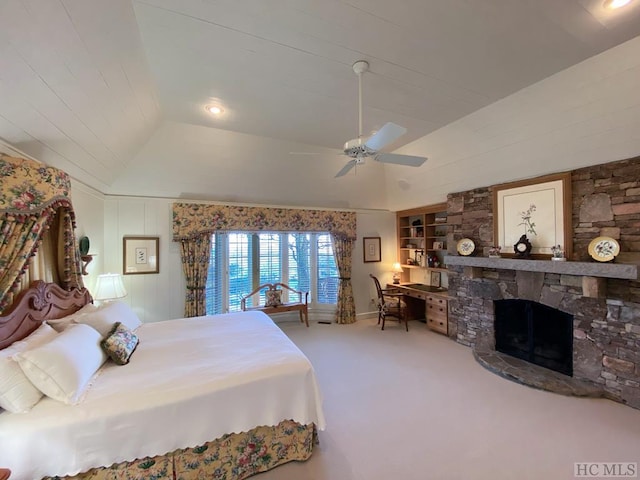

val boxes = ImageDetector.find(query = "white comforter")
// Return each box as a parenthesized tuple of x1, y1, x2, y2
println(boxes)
(0, 311, 325, 480)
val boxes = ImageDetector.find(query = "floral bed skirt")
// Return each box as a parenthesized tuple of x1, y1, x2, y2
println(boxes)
(45, 420, 316, 480)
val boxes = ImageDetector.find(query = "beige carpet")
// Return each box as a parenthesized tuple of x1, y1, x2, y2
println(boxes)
(257, 317, 640, 480)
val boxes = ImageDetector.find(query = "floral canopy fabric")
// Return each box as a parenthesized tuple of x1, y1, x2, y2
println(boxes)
(0, 155, 83, 313)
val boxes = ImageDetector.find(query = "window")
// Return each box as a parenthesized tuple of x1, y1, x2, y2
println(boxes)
(206, 232, 338, 314)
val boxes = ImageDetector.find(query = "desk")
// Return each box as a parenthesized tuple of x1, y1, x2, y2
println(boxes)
(388, 283, 449, 335)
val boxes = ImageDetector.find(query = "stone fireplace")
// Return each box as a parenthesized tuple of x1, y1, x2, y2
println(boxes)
(442, 156, 640, 409)
(446, 259, 640, 406)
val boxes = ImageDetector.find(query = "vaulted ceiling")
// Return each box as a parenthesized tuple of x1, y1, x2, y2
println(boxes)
(1, 0, 640, 209)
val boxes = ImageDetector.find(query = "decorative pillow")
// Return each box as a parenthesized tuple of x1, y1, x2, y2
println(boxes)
(15, 324, 107, 404)
(0, 323, 58, 413)
(101, 322, 139, 365)
(265, 289, 283, 307)
(46, 303, 99, 332)
(74, 301, 142, 338)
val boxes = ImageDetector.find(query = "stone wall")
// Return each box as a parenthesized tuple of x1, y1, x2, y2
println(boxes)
(446, 155, 640, 409)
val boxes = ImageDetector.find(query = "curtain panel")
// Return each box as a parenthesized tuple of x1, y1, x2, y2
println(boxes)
(172, 202, 357, 323)
(330, 233, 356, 324)
(179, 235, 211, 317)
(0, 155, 84, 313)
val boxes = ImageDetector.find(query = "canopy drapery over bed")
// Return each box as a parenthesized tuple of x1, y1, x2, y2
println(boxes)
(0, 155, 83, 313)
(172, 202, 356, 323)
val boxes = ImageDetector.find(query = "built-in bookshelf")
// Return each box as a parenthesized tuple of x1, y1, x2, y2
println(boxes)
(396, 202, 450, 283)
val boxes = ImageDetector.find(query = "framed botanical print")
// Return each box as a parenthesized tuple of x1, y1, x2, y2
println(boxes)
(363, 237, 381, 263)
(123, 236, 159, 275)
(493, 172, 572, 259)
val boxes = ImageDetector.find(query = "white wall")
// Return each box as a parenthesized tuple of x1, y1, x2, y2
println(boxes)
(71, 180, 105, 293)
(72, 191, 397, 323)
(102, 197, 184, 323)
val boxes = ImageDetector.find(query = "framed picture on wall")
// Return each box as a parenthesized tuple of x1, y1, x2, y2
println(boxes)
(123, 236, 159, 275)
(363, 237, 381, 263)
(493, 172, 572, 259)
(430, 271, 441, 288)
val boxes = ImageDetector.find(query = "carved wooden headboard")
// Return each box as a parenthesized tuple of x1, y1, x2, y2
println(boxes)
(0, 281, 92, 350)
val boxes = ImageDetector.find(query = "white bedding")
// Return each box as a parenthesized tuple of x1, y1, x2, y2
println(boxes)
(0, 311, 326, 480)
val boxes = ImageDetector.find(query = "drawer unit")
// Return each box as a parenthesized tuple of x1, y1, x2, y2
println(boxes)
(426, 294, 448, 334)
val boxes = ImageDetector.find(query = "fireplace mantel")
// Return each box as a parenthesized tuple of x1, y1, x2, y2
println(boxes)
(445, 255, 639, 298)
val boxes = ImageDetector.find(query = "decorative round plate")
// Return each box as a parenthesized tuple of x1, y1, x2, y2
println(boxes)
(457, 238, 475, 256)
(588, 236, 619, 262)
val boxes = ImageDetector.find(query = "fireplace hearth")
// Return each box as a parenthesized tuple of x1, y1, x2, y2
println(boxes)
(494, 299, 573, 376)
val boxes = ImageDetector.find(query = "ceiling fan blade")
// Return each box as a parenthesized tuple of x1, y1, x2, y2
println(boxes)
(375, 153, 427, 167)
(364, 122, 407, 151)
(289, 151, 321, 155)
(335, 160, 357, 177)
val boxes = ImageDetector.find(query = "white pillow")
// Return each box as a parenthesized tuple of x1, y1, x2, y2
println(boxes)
(15, 324, 107, 404)
(46, 303, 99, 332)
(75, 301, 142, 337)
(0, 323, 58, 413)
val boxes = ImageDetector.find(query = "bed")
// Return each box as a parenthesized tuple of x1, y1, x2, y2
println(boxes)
(0, 281, 325, 480)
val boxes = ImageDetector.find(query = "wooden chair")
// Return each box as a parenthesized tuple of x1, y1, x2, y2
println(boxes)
(369, 274, 408, 331)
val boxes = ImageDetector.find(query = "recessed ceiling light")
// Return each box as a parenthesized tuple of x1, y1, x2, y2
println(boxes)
(603, 0, 632, 9)
(206, 105, 224, 115)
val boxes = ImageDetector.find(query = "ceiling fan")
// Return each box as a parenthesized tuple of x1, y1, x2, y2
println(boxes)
(335, 60, 428, 178)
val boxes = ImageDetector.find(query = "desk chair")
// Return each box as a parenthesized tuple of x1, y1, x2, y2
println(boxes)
(370, 274, 408, 331)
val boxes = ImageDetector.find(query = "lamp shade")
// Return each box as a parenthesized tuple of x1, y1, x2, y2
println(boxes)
(94, 273, 127, 301)
(392, 262, 404, 273)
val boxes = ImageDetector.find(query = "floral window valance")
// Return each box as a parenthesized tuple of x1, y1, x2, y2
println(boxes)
(172, 202, 357, 241)
(0, 155, 83, 312)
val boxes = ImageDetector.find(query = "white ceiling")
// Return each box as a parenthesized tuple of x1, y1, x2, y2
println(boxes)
(1, 0, 640, 209)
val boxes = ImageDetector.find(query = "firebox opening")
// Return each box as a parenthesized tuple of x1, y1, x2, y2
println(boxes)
(494, 299, 573, 377)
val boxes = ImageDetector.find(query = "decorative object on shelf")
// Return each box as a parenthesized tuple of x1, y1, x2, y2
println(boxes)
(93, 273, 127, 303)
(588, 236, 620, 263)
(392, 262, 404, 284)
(363, 236, 381, 263)
(493, 172, 572, 259)
(79, 236, 90, 256)
(430, 271, 441, 288)
(433, 241, 444, 250)
(427, 253, 440, 268)
(78, 236, 93, 275)
(488, 246, 501, 258)
(551, 245, 566, 261)
(123, 236, 159, 274)
(514, 234, 532, 258)
(434, 216, 447, 223)
(411, 219, 424, 237)
(457, 238, 475, 256)
(405, 243, 415, 249)
(414, 248, 425, 267)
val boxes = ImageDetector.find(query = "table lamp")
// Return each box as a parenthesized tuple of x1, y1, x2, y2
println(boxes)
(93, 273, 127, 303)
(392, 262, 404, 284)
